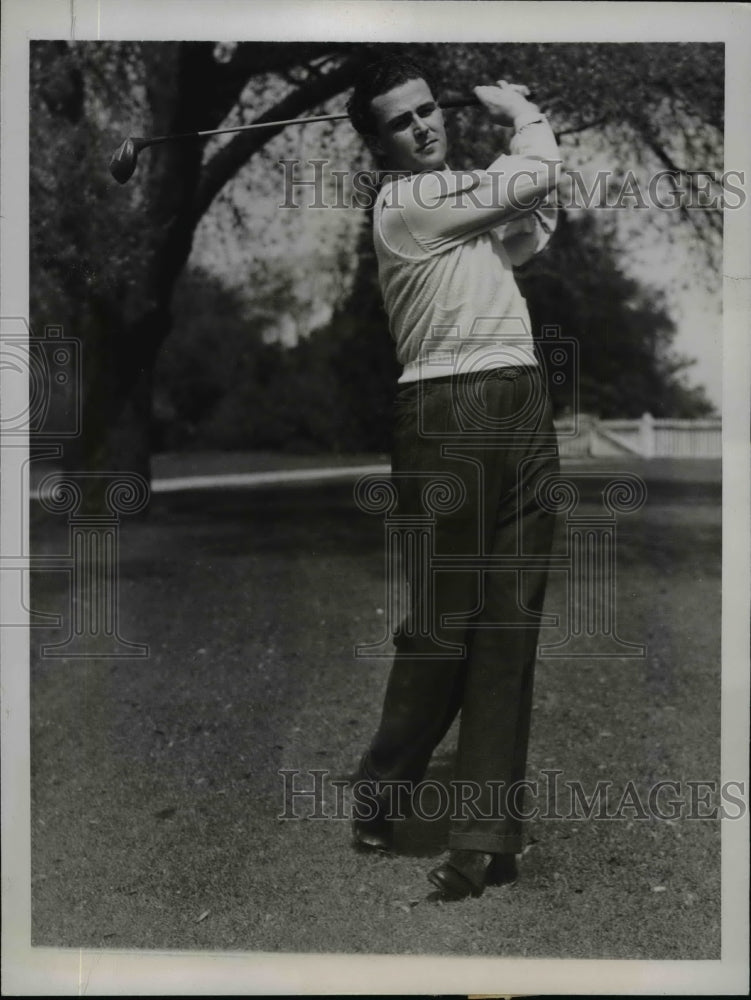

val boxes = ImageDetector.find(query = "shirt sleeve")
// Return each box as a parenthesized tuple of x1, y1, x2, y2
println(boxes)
(395, 108, 561, 255)
(496, 203, 558, 267)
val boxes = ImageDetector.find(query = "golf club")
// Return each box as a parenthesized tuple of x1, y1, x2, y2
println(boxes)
(109, 96, 482, 184)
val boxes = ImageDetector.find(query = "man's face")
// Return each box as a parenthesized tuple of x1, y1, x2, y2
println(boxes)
(369, 77, 447, 173)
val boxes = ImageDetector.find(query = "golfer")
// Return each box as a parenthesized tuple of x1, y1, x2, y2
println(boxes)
(347, 57, 562, 901)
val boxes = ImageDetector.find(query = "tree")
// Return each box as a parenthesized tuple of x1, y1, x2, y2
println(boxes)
(31, 40, 366, 506)
(429, 40, 723, 269)
(516, 211, 715, 417)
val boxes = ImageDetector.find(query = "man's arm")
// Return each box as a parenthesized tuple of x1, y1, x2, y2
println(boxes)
(500, 204, 558, 267)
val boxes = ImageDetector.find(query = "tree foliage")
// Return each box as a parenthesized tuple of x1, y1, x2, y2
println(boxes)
(406, 41, 724, 266)
(517, 212, 715, 418)
(156, 207, 712, 458)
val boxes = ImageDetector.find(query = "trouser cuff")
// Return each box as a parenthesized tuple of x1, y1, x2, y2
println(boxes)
(448, 831, 522, 854)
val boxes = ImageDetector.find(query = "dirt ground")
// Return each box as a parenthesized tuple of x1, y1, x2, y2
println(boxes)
(28, 457, 722, 958)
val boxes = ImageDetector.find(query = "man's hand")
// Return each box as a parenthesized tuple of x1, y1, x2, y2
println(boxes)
(474, 80, 537, 127)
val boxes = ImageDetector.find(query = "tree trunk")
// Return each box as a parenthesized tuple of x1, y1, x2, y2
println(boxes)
(59, 42, 364, 512)
(63, 44, 203, 512)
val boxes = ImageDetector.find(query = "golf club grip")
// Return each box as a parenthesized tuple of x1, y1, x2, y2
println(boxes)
(439, 95, 482, 110)
(440, 90, 538, 111)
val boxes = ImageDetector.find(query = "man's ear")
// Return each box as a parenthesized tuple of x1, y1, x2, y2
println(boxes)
(365, 132, 384, 159)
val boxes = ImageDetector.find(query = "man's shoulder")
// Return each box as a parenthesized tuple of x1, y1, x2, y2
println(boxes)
(375, 170, 416, 196)
(376, 168, 480, 213)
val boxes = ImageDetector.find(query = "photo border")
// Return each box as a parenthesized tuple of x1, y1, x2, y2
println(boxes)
(2, 1, 748, 994)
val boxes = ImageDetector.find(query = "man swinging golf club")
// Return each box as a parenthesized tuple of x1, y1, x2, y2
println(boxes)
(347, 56, 563, 902)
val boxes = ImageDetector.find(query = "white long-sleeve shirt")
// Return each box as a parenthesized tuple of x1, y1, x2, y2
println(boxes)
(372, 109, 561, 383)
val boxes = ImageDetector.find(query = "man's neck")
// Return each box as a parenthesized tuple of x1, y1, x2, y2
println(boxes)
(378, 163, 450, 183)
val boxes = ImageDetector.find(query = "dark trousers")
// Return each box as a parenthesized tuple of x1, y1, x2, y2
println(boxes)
(362, 366, 559, 853)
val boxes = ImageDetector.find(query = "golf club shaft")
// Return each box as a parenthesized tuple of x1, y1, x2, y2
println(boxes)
(137, 96, 481, 150)
(143, 112, 350, 148)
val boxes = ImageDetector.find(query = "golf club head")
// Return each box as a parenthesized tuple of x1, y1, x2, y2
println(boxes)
(109, 137, 141, 184)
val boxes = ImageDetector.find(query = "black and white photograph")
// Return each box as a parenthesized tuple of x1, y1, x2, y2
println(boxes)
(1, 1, 749, 994)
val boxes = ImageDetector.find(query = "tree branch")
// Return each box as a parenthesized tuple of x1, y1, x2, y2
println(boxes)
(191, 56, 362, 224)
(210, 42, 356, 124)
(555, 114, 609, 139)
(641, 134, 723, 236)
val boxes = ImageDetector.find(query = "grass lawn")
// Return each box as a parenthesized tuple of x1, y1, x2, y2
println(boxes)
(28, 457, 722, 958)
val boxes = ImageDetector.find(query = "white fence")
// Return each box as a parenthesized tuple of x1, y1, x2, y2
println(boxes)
(555, 413, 722, 459)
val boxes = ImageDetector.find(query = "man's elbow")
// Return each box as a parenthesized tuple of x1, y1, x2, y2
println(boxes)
(548, 157, 563, 192)
(507, 160, 562, 213)
(527, 155, 563, 193)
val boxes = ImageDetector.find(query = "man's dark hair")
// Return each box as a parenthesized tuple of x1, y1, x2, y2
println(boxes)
(347, 55, 438, 137)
